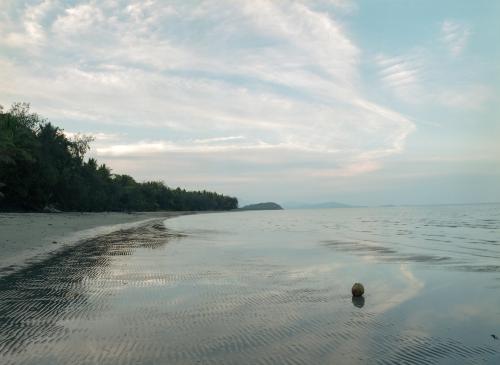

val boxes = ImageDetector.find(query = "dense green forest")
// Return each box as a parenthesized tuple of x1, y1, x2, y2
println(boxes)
(0, 103, 238, 212)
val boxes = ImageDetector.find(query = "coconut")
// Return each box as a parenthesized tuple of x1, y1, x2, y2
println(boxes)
(351, 283, 364, 297)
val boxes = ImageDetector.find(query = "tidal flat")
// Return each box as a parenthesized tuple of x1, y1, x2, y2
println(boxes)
(1, 205, 499, 364)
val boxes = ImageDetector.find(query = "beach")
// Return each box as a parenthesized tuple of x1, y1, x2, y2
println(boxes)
(0, 205, 499, 364)
(0, 211, 190, 276)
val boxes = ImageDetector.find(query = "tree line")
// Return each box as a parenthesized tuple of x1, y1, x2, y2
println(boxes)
(0, 103, 238, 212)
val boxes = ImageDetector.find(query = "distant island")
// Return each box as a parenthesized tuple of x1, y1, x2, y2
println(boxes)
(0, 103, 238, 212)
(283, 201, 358, 209)
(237, 202, 283, 211)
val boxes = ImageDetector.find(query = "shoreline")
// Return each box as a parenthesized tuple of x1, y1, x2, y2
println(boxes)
(0, 211, 193, 276)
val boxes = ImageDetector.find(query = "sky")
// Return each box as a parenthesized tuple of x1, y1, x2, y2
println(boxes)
(1, 0, 499, 206)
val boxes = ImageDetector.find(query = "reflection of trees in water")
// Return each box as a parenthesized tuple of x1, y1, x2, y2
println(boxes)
(0, 222, 171, 356)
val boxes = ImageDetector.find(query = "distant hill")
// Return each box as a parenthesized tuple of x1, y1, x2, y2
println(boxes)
(283, 201, 357, 209)
(238, 202, 283, 211)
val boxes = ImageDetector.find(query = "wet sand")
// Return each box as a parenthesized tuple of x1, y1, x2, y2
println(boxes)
(0, 207, 499, 364)
(0, 211, 189, 276)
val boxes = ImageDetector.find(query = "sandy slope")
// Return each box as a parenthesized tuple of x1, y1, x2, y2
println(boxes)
(0, 211, 187, 272)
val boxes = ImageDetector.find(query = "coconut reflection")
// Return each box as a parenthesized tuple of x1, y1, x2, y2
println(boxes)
(352, 296, 365, 308)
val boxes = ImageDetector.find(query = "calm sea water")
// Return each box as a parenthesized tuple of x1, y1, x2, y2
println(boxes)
(1, 205, 499, 364)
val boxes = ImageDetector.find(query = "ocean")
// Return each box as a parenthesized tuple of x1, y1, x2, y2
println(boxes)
(1, 205, 499, 364)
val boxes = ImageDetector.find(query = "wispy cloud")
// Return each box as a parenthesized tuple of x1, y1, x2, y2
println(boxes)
(375, 48, 491, 110)
(52, 3, 104, 35)
(192, 136, 245, 144)
(440, 20, 471, 57)
(64, 131, 122, 142)
(3, 0, 55, 48)
(435, 85, 492, 110)
(376, 55, 420, 88)
(95, 140, 283, 156)
(375, 53, 424, 101)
